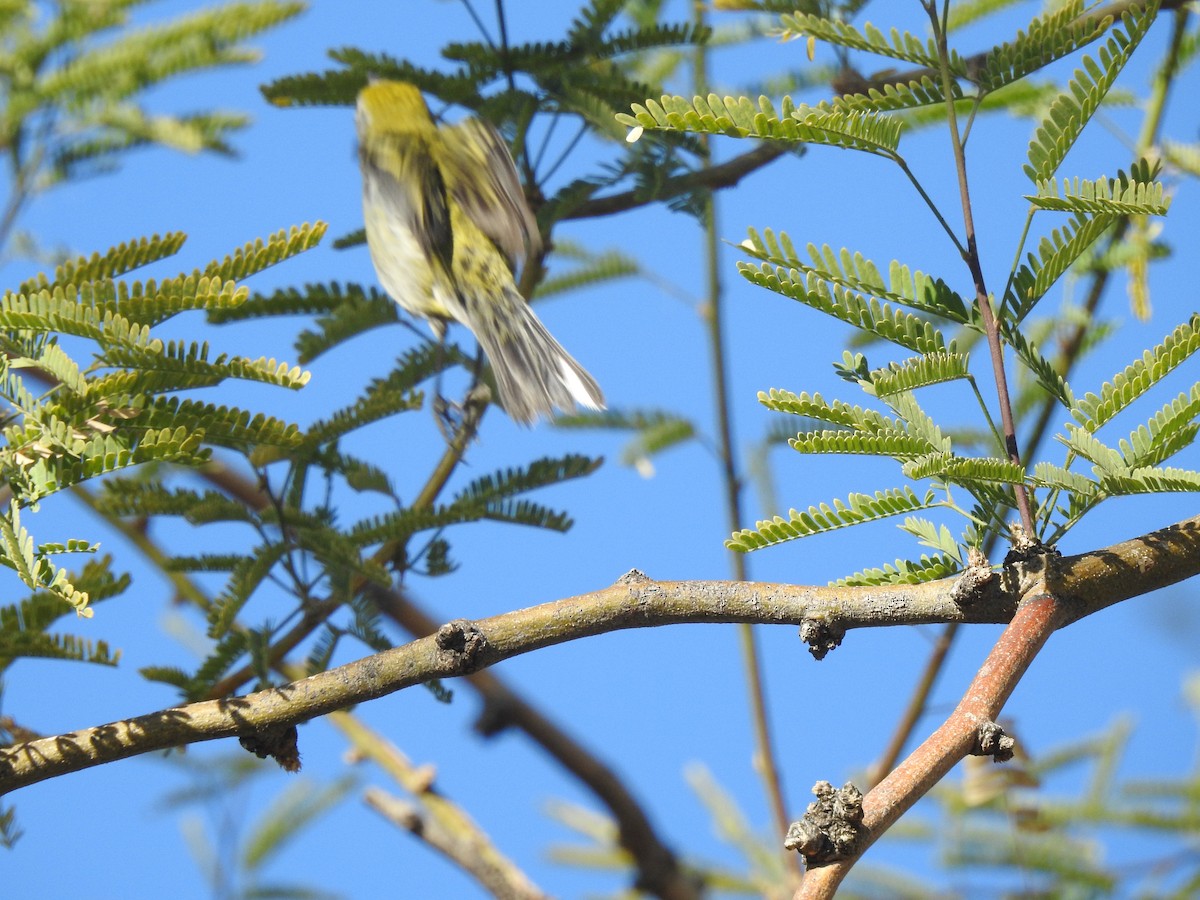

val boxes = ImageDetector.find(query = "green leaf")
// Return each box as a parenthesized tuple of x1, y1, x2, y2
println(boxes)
(1027, 175, 1170, 216)
(304, 346, 442, 445)
(1023, 4, 1156, 181)
(978, 1, 1111, 92)
(1099, 465, 1200, 494)
(534, 245, 639, 299)
(619, 94, 902, 156)
(833, 552, 959, 587)
(209, 281, 370, 324)
(726, 487, 938, 552)
(870, 353, 970, 398)
(758, 389, 916, 441)
(39, 2, 306, 105)
(207, 543, 289, 638)
(777, 15, 948, 69)
(201, 222, 327, 282)
(829, 74, 959, 114)
(1071, 316, 1200, 432)
(884, 392, 950, 453)
(451, 455, 603, 512)
(898, 516, 964, 560)
(740, 230, 969, 322)
(293, 289, 404, 363)
(135, 397, 304, 453)
(95, 481, 258, 525)
(1005, 213, 1117, 322)
(902, 453, 1026, 486)
(739, 263, 947, 355)
(0, 629, 118, 665)
(1117, 385, 1200, 468)
(1031, 462, 1100, 497)
(789, 430, 933, 459)
(17, 233, 187, 296)
(997, 318, 1074, 408)
(1060, 424, 1125, 473)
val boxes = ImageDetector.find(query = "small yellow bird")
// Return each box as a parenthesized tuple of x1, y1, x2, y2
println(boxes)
(356, 80, 605, 425)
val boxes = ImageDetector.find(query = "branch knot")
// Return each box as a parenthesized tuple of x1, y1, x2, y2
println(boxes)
(970, 719, 1015, 762)
(800, 618, 845, 660)
(784, 780, 865, 867)
(238, 723, 301, 772)
(435, 619, 488, 672)
(951, 546, 995, 605)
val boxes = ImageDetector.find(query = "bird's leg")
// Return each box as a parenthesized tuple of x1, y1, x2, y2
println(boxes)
(429, 320, 461, 441)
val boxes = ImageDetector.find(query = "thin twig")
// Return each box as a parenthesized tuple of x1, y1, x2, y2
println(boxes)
(928, 2, 1033, 532)
(333, 710, 550, 900)
(691, 0, 798, 880)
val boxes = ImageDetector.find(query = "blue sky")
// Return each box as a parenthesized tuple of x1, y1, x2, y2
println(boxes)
(5, 2, 1200, 897)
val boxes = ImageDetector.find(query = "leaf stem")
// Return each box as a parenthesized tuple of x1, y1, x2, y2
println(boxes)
(927, 2, 1034, 534)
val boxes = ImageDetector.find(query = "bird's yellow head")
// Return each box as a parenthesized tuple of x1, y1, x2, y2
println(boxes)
(356, 80, 434, 136)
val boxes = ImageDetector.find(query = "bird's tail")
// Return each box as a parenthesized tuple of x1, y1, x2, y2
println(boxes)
(469, 288, 605, 425)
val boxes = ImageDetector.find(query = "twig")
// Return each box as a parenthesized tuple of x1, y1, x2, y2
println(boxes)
(364, 788, 548, 900)
(333, 710, 549, 900)
(691, 1, 798, 881)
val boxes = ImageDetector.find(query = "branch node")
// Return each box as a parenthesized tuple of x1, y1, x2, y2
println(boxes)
(951, 546, 995, 605)
(436, 619, 488, 672)
(1002, 527, 1062, 598)
(238, 723, 301, 772)
(784, 780, 865, 867)
(970, 720, 1015, 762)
(617, 568, 652, 585)
(800, 617, 845, 660)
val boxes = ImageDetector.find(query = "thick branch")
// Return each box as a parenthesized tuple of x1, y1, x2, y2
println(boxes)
(796, 592, 1065, 898)
(369, 585, 696, 900)
(1, 513, 1196, 795)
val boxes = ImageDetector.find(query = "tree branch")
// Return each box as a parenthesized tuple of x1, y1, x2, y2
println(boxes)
(796, 591, 1065, 899)
(1, 513, 1196, 796)
(333, 710, 549, 900)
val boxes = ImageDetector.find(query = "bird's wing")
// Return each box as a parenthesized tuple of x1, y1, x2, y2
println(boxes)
(440, 116, 541, 270)
(359, 134, 454, 276)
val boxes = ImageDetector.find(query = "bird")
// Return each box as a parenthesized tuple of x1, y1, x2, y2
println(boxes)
(356, 80, 605, 425)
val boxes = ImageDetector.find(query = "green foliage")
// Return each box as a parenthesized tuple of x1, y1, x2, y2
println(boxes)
(778, 14, 947, 69)
(834, 552, 960, 587)
(616, 1, 1199, 570)
(0, 224, 319, 648)
(739, 230, 969, 323)
(975, 0, 1111, 92)
(0, 0, 304, 262)
(1004, 212, 1116, 322)
(1071, 316, 1200, 433)
(619, 94, 904, 156)
(1022, 5, 1157, 182)
(727, 487, 938, 552)
(1028, 174, 1170, 216)
(738, 263, 950, 355)
(869, 353, 970, 398)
